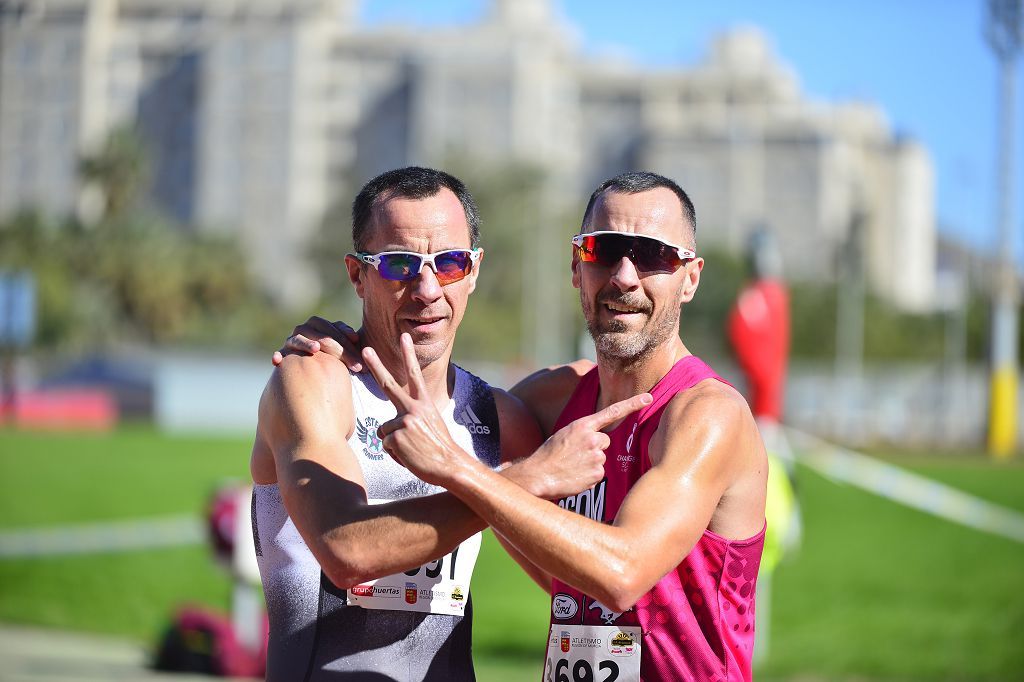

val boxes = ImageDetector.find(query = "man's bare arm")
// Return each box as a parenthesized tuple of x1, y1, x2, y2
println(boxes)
(257, 350, 607, 589)
(257, 353, 495, 588)
(382, 377, 765, 612)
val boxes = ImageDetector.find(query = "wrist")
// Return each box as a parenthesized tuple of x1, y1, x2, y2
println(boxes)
(430, 442, 473, 486)
(499, 458, 546, 498)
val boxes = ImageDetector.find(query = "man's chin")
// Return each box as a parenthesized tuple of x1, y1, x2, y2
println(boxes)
(406, 333, 451, 367)
(592, 331, 647, 360)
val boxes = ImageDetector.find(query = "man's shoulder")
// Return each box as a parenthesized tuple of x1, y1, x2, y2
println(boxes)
(650, 378, 762, 472)
(511, 359, 595, 436)
(511, 359, 594, 407)
(260, 353, 355, 427)
(661, 375, 751, 426)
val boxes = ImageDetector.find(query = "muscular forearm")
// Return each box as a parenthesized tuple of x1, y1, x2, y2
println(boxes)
(309, 491, 486, 587)
(292, 458, 549, 588)
(493, 530, 554, 594)
(445, 458, 647, 612)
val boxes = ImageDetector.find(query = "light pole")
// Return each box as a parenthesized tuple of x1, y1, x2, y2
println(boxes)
(834, 207, 866, 444)
(985, 0, 1022, 459)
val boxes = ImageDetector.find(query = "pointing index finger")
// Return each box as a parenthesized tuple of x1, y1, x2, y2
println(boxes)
(588, 393, 653, 431)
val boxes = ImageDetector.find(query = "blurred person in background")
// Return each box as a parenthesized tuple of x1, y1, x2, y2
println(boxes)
(727, 227, 801, 664)
(251, 166, 647, 681)
(286, 171, 768, 681)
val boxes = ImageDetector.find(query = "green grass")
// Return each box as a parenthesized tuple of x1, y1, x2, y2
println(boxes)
(0, 426, 250, 641)
(759, 464, 1024, 681)
(1, 427, 1023, 679)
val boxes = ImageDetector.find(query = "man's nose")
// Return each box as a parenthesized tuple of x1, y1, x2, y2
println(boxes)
(410, 263, 444, 303)
(609, 255, 641, 291)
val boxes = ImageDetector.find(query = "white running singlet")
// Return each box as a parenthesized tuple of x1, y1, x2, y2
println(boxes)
(253, 365, 501, 682)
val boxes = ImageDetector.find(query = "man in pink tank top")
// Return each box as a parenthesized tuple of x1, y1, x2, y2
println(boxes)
(286, 172, 769, 680)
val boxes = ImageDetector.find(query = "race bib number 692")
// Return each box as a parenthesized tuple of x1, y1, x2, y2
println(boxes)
(543, 624, 641, 682)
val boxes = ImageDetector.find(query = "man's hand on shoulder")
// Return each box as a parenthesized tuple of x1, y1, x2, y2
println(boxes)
(271, 316, 364, 373)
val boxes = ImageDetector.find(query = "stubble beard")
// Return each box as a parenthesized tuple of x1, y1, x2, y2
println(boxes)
(582, 286, 682, 370)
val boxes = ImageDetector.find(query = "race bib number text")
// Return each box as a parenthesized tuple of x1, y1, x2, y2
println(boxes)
(544, 624, 641, 682)
(347, 505, 481, 616)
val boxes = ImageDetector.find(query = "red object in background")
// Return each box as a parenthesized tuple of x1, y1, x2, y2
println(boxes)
(727, 278, 790, 421)
(207, 486, 239, 566)
(0, 389, 118, 430)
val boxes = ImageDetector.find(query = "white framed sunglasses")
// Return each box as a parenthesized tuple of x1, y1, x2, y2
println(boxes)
(350, 248, 483, 285)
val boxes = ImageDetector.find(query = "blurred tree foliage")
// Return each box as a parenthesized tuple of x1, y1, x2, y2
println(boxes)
(13, 125, 990, 363)
(0, 127, 292, 352)
(678, 244, 992, 363)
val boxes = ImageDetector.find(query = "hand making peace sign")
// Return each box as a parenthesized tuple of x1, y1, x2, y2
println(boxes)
(363, 333, 653, 494)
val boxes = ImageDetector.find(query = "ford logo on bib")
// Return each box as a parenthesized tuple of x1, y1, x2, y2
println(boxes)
(552, 593, 579, 619)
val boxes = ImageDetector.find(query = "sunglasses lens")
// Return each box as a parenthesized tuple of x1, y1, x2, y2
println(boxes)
(578, 234, 628, 265)
(633, 238, 681, 271)
(433, 251, 473, 284)
(377, 253, 422, 281)
(577, 234, 682, 272)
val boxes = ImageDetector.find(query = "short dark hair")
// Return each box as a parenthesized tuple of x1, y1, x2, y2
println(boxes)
(351, 166, 481, 251)
(581, 171, 697, 242)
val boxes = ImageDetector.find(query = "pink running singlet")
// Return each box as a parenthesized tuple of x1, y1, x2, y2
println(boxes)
(545, 356, 765, 682)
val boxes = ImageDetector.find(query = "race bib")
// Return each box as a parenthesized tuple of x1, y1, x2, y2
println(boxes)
(543, 624, 641, 682)
(346, 503, 481, 616)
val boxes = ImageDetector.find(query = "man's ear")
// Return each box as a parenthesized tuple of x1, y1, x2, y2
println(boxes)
(465, 250, 484, 295)
(679, 257, 704, 303)
(571, 249, 582, 289)
(344, 254, 367, 300)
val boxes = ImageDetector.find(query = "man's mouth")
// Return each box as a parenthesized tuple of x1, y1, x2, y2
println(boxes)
(401, 316, 447, 332)
(601, 299, 650, 317)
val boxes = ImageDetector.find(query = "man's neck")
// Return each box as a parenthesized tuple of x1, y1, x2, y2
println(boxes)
(594, 336, 689, 411)
(359, 326, 456, 406)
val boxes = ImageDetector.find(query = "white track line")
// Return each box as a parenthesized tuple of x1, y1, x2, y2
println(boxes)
(785, 427, 1024, 544)
(0, 515, 204, 558)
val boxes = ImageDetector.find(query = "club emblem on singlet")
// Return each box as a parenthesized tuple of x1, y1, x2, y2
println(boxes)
(589, 599, 624, 625)
(356, 417, 385, 461)
(625, 421, 638, 451)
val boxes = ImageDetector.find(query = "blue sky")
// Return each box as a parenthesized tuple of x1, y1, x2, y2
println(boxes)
(362, 0, 1023, 261)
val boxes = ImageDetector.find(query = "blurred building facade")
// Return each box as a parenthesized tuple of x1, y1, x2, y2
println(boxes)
(1, 0, 935, 311)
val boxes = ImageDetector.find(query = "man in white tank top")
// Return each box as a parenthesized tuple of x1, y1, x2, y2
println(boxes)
(250, 168, 635, 681)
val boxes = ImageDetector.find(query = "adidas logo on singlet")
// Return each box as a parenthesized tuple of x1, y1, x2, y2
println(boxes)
(456, 405, 491, 435)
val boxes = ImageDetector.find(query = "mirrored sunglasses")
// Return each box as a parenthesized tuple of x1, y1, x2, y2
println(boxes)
(571, 231, 695, 273)
(352, 248, 482, 285)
